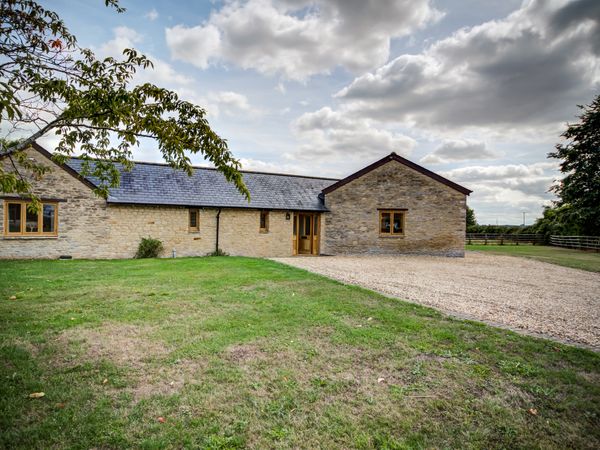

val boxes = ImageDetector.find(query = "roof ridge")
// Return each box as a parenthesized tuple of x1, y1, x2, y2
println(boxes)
(67, 156, 340, 181)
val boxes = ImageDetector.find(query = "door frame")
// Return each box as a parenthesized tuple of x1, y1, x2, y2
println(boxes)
(293, 212, 320, 256)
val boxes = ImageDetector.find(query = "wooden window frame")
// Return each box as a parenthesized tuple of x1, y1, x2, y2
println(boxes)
(188, 209, 200, 233)
(3, 200, 59, 237)
(378, 209, 406, 237)
(259, 210, 269, 233)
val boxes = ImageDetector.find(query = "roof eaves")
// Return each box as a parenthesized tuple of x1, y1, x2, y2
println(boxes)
(106, 199, 330, 212)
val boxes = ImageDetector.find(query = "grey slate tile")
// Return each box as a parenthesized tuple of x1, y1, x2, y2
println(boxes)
(66, 158, 337, 211)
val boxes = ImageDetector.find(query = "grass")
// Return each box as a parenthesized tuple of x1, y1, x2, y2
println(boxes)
(1, 257, 599, 449)
(468, 244, 600, 272)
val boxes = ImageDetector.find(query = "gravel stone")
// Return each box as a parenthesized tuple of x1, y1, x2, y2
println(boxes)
(273, 252, 600, 350)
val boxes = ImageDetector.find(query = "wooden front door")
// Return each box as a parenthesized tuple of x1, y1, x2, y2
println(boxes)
(294, 213, 320, 255)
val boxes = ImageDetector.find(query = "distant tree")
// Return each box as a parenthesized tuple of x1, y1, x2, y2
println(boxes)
(545, 95, 600, 236)
(466, 206, 477, 231)
(531, 204, 580, 237)
(467, 224, 534, 235)
(0, 0, 248, 207)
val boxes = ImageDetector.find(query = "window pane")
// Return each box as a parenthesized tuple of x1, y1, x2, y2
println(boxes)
(189, 210, 198, 228)
(260, 211, 267, 229)
(380, 212, 391, 233)
(393, 213, 403, 234)
(43, 204, 56, 233)
(8, 203, 21, 233)
(293, 215, 297, 236)
(304, 216, 311, 235)
(25, 206, 39, 233)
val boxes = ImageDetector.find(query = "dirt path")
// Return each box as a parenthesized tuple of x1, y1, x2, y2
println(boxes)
(273, 252, 600, 350)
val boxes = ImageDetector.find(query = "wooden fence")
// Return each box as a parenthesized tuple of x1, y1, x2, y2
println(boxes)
(466, 233, 600, 250)
(466, 233, 545, 245)
(549, 235, 600, 251)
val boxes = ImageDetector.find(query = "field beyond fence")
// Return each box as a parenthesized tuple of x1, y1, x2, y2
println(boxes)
(466, 233, 544, 245)
(467, 234, 600, 251)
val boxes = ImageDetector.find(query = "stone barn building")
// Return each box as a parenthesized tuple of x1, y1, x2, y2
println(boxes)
(1, 144, 471, 259)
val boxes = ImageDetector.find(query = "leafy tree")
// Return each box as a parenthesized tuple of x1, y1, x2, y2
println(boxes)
(546, 95, 600, 236)
(466, 206, 477, 231)
(530, 204, 581, 237)
(0, 0, 248, 205)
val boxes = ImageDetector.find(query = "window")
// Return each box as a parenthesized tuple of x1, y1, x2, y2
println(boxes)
(3, 200, 58, 236)
(379, 210, 405, 236)
(188, 209, 200, 232)
(259, 210, 269, 233)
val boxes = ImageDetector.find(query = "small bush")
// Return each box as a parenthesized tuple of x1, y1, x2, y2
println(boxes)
(206, 248, 229, 257)
(135, 237, 164, 258)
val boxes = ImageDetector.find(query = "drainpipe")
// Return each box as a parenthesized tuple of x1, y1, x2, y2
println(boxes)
(215, 208, 222, 254)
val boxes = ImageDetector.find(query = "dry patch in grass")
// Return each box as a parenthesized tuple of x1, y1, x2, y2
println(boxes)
(226, 343, 269, 363)
(56, 322, 169, 368)
(54, 322, 210, 401)
(131, 358, 208, 401)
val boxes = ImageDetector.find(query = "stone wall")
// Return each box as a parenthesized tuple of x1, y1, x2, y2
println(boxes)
(103, 206, 294, 258)
(0, 147, 111, 259)
(218, 209, 294, 257)
(321, 159, 467, 256)
(1, 147, 296, 259)
(103, 204, 214, 258)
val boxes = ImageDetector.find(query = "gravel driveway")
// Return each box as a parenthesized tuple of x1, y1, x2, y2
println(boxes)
(273, 252, 600, 350)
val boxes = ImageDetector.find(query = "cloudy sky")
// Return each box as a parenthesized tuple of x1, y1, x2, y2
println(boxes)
(40, 0, 599, 224)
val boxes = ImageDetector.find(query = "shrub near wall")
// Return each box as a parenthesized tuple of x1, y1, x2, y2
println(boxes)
(135, 237, 164, 258)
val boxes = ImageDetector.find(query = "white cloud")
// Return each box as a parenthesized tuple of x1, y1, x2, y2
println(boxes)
(165, 24, 221, 70)
(98, 26, 143, 56)
(165, 0, 441, 80)
(441, 162, 556, 182)
(336, 0, 600, 130)
(239, 157, 298, 174)
(173, 88, 259, 119)
(441, 162, 560, 223)
(287, 107, 416, 175)
(420, 139, 496, 164)
(98, 27, 193, 86)
(207, 91, 255, 117)
(145, 8, 159, 21)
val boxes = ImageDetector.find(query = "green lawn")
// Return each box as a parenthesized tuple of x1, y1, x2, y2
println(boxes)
(1, 257, 599, 449)
(468, 244, 600, 272)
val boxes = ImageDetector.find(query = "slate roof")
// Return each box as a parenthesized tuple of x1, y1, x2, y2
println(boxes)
(66, 158, 338, 211)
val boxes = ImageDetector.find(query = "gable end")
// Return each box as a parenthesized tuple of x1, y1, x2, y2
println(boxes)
(322, 153, 472, 196)
(0, 142, 98, 192)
